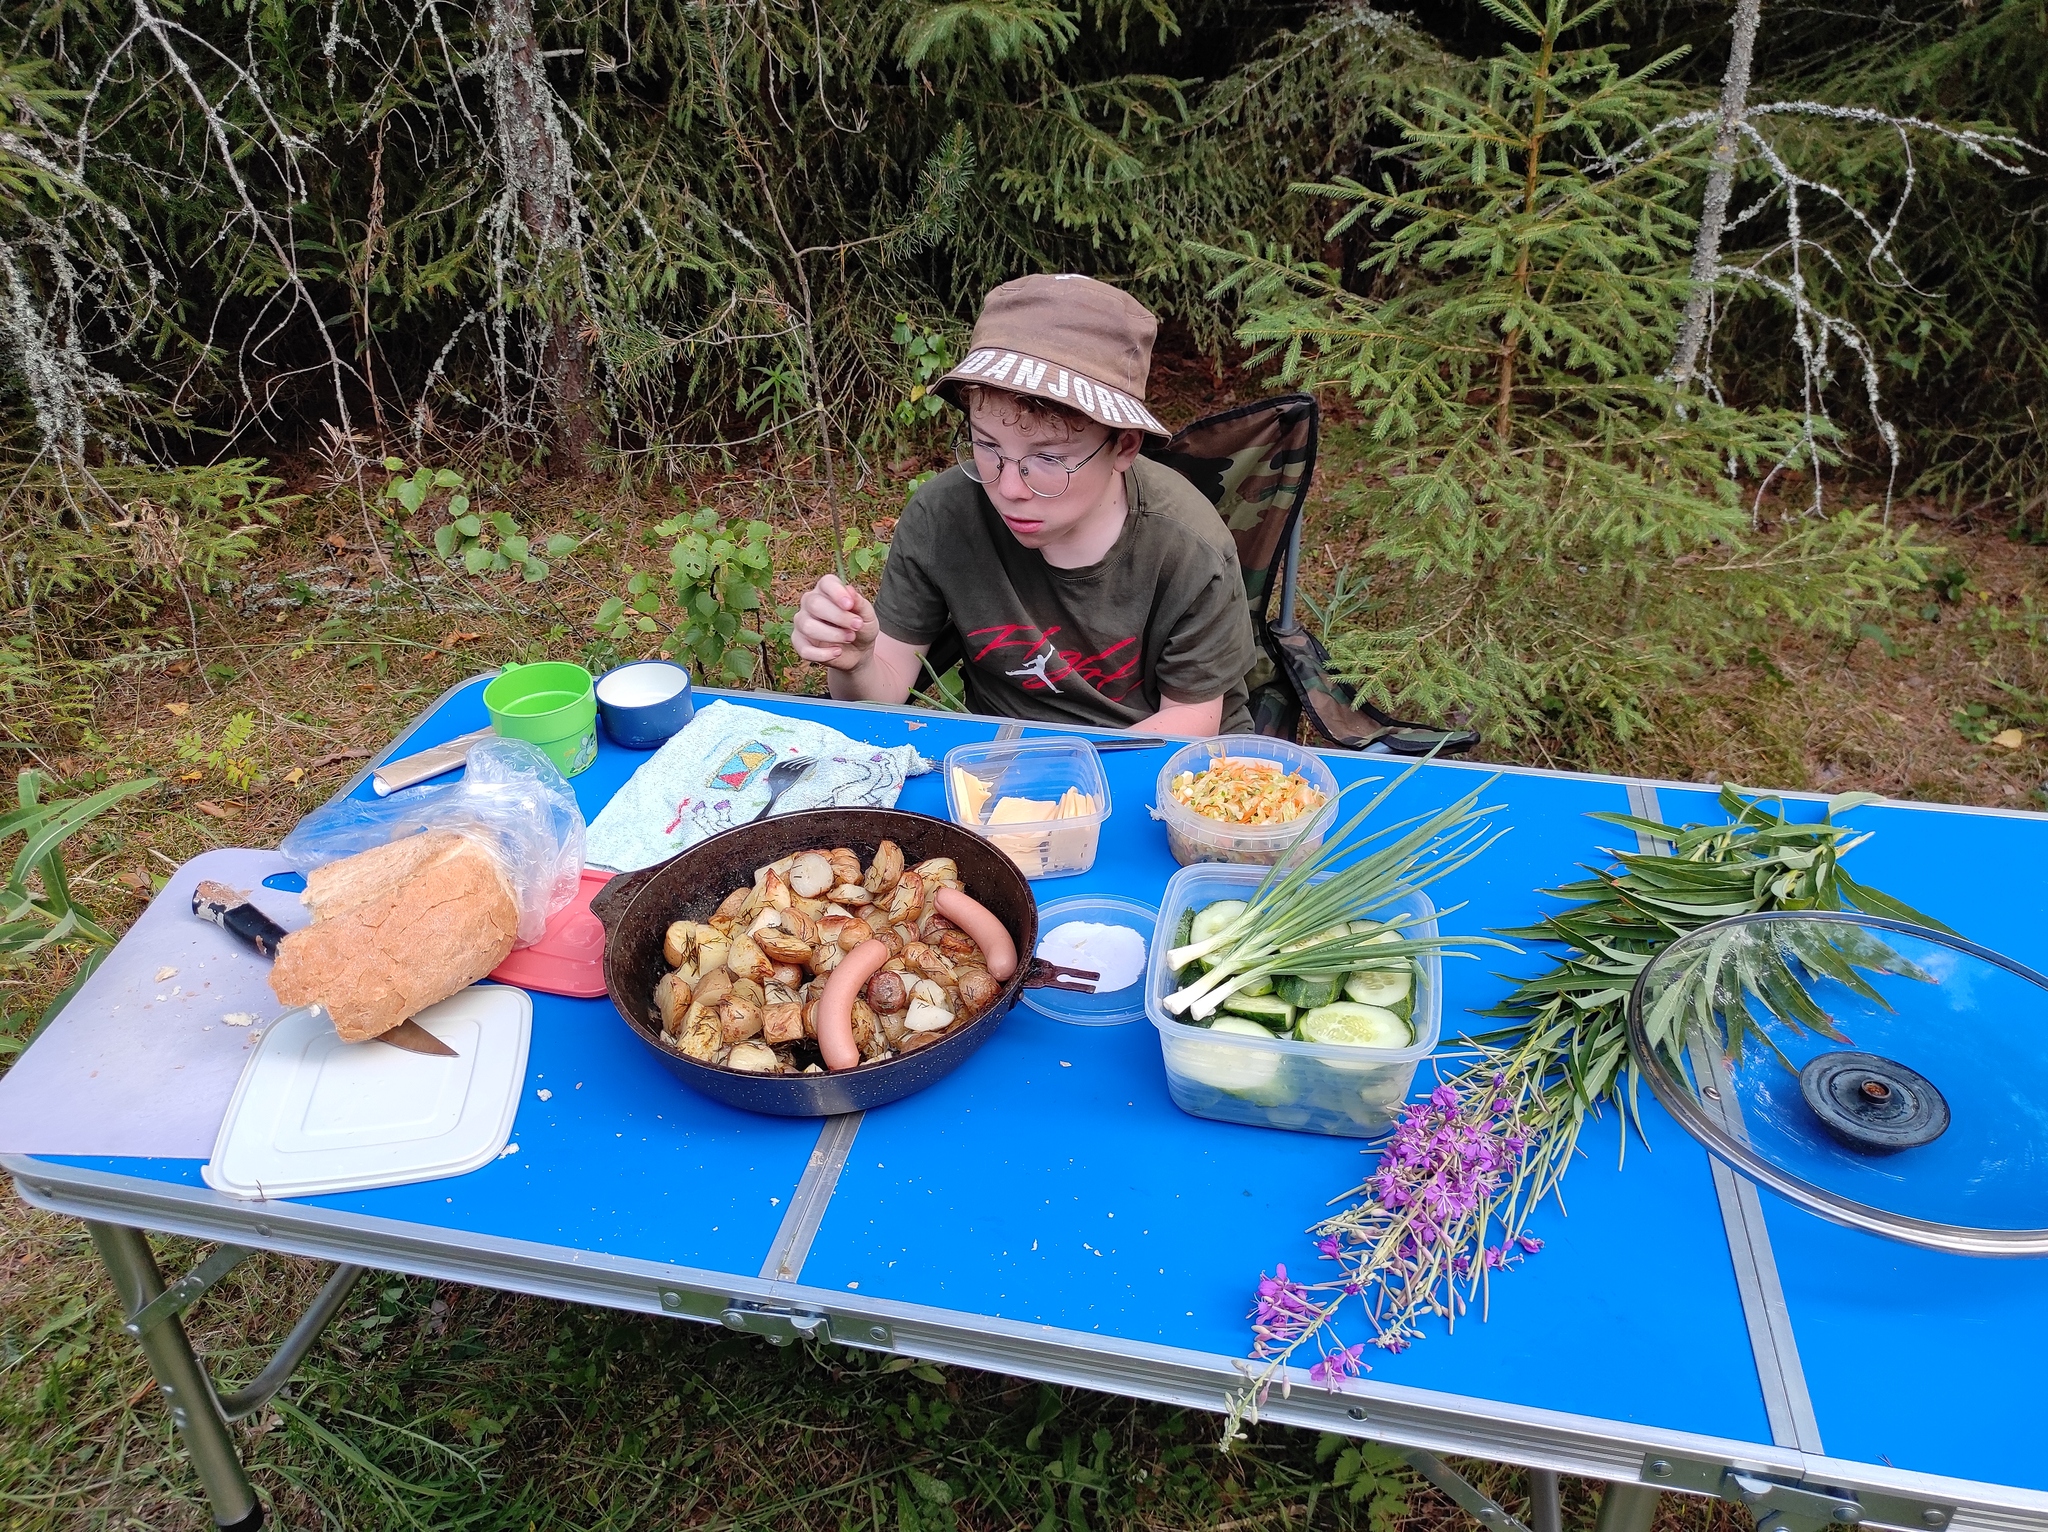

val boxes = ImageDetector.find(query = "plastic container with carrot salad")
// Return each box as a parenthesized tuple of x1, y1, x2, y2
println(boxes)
(1149, 736, 1338, 867)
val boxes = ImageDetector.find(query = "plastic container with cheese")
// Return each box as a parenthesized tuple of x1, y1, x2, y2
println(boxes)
(942, 738, 1110, 880)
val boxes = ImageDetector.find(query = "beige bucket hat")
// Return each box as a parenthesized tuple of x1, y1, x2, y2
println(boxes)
(933, 273, 1170, 439)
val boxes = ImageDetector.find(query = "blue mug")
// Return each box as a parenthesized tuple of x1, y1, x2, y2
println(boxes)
(596, 661, 695, 750)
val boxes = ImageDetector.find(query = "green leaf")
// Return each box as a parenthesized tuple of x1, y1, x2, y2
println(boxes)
(395, 480, 425, 514)
(432, 469, 464, 489)
(545, 534, 577, 557)
(594, 597, 626, 627)
(489, 511, 517, 537)
(434, 523, 460, 559)
(447, 494, 470, 517)
(502, 535, 530, 560)
(463, 545, 493, 574)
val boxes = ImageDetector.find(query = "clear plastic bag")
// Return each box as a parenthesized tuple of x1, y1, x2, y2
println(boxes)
(280, 737, 585, 946)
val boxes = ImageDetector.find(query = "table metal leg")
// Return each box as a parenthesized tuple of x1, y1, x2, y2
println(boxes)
(90, 1222, 265, 1531)
(89, 1224, 366, 1529)
(1595, 1480, 1662, 1532)
(1399, 1449, 1534, 1532)
(1529, 1468, 1563, 1532)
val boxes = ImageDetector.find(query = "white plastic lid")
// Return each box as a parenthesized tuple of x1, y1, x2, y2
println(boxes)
(202, 986, 531, 1200)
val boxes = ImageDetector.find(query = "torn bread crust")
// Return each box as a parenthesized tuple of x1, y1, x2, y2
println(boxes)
(269, 830, 519, 1042)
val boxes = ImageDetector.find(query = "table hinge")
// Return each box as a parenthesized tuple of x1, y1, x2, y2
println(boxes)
(653, 1289, 892, 1350)
(124, 1244, 254, 1338)
(719, 1301, 828, 1346)
(1640, 1457, 1953, 1532)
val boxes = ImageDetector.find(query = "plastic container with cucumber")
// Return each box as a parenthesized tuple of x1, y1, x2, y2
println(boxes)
(1146, 862, 1441, 1138)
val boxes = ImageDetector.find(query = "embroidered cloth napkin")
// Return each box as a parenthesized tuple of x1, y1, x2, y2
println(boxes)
(586, 700, 931, 871)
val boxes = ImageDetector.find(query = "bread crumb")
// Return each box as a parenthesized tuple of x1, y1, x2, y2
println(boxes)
(537, 1088, 552, 1101)
(222, 1012, 259, 1027)
(155, 965, 178, 981)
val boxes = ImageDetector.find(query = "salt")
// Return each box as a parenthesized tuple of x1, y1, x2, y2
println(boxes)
(1036, 921, 1147, 993)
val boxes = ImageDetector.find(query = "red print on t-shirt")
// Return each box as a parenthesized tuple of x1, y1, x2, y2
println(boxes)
(968, 625, 1141, 701)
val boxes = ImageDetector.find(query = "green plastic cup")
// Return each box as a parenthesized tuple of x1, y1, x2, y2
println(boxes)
(483, 662, 598, 778)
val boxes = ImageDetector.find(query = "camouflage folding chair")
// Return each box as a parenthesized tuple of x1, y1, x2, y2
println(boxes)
(1146, 395, 1480, 756)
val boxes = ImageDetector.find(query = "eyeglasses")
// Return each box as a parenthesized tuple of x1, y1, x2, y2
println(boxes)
(954, 431, 1111, 499)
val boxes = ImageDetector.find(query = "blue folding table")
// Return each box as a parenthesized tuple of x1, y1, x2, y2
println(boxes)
(7, 678, 2046, 1532)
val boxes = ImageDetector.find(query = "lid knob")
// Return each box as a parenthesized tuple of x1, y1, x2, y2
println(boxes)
(1798, 1051, 1950, 1155)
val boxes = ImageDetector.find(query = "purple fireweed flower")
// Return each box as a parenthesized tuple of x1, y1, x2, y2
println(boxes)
(1316, 1235, 1343, 1260)
(1308, 1343, 1369, 1387)
(1516, 1235, 1544, 1254)
(1249, 1264, 1320, 1358)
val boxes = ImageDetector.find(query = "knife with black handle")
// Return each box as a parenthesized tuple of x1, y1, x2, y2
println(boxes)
(192, 881, 458, 1057)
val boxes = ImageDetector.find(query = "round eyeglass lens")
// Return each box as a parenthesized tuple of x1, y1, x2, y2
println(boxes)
(954, 435, 1101, 499)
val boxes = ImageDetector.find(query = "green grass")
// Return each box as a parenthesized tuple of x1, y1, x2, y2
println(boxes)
(6, 1201, 1733, 1531)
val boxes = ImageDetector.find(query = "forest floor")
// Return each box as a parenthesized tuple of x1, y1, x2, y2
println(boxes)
(4, 394, 2047, 1528)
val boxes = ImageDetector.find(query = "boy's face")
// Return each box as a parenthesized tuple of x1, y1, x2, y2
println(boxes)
(964, 397, 1140, 552)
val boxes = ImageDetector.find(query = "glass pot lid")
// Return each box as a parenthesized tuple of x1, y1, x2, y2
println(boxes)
(1626, 912, 2048, 1255)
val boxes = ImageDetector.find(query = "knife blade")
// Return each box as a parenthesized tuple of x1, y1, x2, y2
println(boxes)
(192, 880, 461, 1058)
(377, 1018, 460, 1057)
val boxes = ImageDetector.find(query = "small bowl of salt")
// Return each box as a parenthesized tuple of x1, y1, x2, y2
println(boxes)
(1022, 894, 1156, 1026)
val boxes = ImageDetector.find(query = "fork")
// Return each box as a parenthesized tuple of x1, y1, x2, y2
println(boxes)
(749, 755, 817, 822)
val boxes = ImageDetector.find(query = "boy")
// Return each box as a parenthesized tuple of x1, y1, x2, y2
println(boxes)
(792, 274, 1256, 735)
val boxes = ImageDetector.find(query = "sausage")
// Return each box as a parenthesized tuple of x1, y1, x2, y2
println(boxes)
(818, 937, 889, 1071)
(932, 887, 1017, 981)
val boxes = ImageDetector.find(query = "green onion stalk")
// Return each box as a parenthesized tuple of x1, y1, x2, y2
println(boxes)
(1226, 788, 1953, 1447)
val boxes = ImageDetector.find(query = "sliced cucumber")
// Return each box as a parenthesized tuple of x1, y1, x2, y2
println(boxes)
(1280, 922, 1352, 955)
(1172, 1015, 1286, 1098)
(1275, 971, 1342, 1009)
(1189, 900, 1247, 947)
(1348, 922, 1404, 945)
(1220, 992, 1294, 1027)
(1237, 973, 1275, 998)
(1342, 963, 1413, 1007)
(1298, 1002, 1414, 1050)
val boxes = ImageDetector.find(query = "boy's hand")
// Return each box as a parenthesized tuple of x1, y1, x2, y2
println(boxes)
(793, 575, 879, 670)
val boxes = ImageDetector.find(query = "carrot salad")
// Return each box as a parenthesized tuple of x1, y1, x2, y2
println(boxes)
(1168, 756, 1327, 825)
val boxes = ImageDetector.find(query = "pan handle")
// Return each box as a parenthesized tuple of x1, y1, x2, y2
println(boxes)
(587, 859, 671, 933)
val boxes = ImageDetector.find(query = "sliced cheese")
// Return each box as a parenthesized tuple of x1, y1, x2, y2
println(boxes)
(990, 794, 1058, 824)
(951, 766, 993, 823)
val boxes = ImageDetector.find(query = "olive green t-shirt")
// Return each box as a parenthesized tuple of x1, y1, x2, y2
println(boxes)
(874, 457, 1256, 732)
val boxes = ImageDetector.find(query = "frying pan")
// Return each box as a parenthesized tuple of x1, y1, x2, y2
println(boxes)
(590, 808, 1050, 1117)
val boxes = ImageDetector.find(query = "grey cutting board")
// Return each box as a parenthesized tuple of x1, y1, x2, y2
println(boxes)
(0, 848, 310, 1159)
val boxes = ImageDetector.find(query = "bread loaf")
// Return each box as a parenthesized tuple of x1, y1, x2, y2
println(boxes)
(270, 830, 520, 1042)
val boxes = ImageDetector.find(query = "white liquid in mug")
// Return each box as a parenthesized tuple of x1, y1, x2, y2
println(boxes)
(598, 664, 689, 708)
